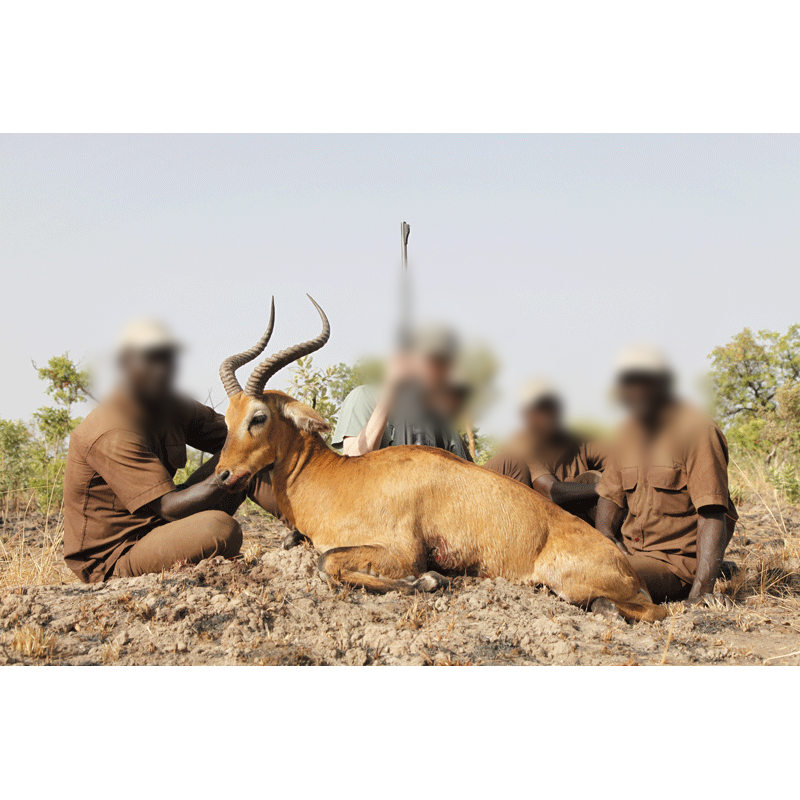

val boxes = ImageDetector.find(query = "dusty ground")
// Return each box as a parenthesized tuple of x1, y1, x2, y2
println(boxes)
(1, 502, 799, 666)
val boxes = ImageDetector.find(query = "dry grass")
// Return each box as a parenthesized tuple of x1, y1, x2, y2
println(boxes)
(102, 642, 121, 664)
(0, 512, 76, 590)
(242, 542, 263, 565)
(1, 469, 77, 591)
(11, 625, 56, 659)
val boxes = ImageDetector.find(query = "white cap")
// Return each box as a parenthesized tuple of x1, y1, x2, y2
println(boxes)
(518, 378, 560, 410)
(411, 324, 460, 361)
(116, 319, 181, 355)
(614, 344, 672, 379)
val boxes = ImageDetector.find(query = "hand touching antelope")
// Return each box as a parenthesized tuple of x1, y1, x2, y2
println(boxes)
(215, 296, 666, 623)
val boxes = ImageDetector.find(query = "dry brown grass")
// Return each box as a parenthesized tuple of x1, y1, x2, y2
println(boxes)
(11, 625, 56, 659)
(0, 512, 76, 591)
(102, 642, 121, 664)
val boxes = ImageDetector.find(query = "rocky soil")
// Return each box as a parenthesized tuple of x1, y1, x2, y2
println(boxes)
(1, 503, 799, 666)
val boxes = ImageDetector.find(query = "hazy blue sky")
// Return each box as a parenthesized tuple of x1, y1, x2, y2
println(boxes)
(1, 134, 798, 438)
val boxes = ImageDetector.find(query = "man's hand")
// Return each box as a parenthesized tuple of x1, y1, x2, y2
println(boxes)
(687, 507, 729, 604)
(595, 496, 630, 554)
(684, 592, 733, 610)
(146, 470, 229, 522)
(384, 351, 416, 393)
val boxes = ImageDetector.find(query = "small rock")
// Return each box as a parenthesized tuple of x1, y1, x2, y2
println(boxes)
(113, 630, 130, 647)
(175, 640, 188, 653)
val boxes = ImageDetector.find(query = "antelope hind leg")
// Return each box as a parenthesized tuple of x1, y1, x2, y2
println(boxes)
(535, 540, 668, 623)
(318, 545, 450, 595)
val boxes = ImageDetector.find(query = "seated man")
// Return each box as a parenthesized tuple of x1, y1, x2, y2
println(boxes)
(332, 325, 472, 460)
(63, 319, 280, 582)
(484, 379, 607, 521)
(595, 346, 738, 604)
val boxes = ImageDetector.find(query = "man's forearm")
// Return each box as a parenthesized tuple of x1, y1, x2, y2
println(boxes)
(179, 453, 220, 488)
(595, 496, 628, 553)
(548, 481, 599, 507)
(688, 509, 727, 599)
(149, 475, 229, 522)
(343, 394, 394, 456)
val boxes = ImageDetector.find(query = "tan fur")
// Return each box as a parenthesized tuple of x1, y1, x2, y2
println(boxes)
(218, 391, 666, 622)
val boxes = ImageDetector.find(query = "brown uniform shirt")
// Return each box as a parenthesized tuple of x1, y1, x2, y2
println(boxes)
(505, 429, 607, 483)
(63, 392, 229, 583)
(596, 400, 738, 584)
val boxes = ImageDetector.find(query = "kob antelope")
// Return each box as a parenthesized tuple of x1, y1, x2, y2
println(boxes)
(216, 297, 666, 623)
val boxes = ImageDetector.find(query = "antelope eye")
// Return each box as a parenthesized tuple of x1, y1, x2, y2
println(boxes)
(250, 414, 267, 427)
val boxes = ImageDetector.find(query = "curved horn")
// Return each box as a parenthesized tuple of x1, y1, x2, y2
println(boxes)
(219, 297, 275, 397)
(244, 295, 330, 396)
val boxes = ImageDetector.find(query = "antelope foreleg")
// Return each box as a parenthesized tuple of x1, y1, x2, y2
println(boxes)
(318, 545, 449, 595)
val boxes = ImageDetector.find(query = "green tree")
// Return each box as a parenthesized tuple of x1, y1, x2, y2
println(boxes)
(709, 325, 800, 421)
(32, 353, 94, 458)
(709, 325, 800, 465)
(285, 356, 382, 441)
(0, 420, 37, 510)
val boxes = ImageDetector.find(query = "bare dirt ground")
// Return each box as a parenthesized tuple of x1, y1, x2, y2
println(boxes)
(1, 501, 799, 666)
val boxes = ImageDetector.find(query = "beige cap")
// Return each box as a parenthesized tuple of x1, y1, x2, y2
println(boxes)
(519, 378, 560, 410)
(411, 324, 459, 361)
(116, 319, 181, 355)
(614, 344, 671, 379)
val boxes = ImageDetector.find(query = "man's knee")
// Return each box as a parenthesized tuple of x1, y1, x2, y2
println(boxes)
(571, 470, 602, 485)
(197, 510, 243, 557)
(483, 453, 532, 487)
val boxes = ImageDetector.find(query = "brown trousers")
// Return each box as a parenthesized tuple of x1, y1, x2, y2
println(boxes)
(626, 553, 690, 603)
(111, 478, 287, 579)
(482, 453, 534, 486)
(113, 510, 243, 578)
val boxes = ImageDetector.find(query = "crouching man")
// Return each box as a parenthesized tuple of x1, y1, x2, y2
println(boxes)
(63, 320, 280, 582)
(595, 346, 738, 605)
(484, 379, 607, 523)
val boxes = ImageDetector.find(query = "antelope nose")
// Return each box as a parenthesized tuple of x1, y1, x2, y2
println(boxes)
(218, 470, 231, 483)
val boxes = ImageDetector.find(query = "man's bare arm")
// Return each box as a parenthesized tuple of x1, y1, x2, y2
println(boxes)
(595, 496, 629, 554)
(342, 393, 395, 456)
(532, 474, 600, 507)
(180, 453, 219, 487)
(686, 507, 728, 603)
(145, 470, 229, 522)
(342, 354, 412, 457)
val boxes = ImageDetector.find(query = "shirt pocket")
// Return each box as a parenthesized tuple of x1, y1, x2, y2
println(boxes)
(621, 466, 640, 513)
(648, 466, 691, 516)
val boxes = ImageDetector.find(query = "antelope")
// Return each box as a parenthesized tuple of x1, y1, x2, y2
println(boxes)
(215, 297, 667, 623)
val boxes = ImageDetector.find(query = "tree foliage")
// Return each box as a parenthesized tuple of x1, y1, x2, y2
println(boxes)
(709, 325, 800, 420)
(285, 356, 382, 442)
(709, 324, 800, 464)
(0, 354, 94, 511)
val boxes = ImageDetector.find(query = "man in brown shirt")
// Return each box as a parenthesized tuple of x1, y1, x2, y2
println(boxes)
(484, 379, 607, 521)
(64, 320, 281, 583)
(595, 346, 738, 604)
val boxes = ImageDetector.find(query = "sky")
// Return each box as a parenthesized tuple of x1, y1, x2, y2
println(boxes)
(1, 134, 798, 439)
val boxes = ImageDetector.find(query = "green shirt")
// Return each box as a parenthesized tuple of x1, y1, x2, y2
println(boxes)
(332, 385, 471, 460)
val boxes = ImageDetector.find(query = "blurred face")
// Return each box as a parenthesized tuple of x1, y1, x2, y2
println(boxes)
(523, 399, 562, 438)
(617, 373, 670, 422)
(435, 384, 470, 420)
(416, 354, 452, 393)
(119, 347, 178, 405)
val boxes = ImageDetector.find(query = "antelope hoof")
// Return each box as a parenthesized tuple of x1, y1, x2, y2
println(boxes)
(283, 530, 310, 550)
(591, 597, 623, 621)
(412, 571, 450, 593)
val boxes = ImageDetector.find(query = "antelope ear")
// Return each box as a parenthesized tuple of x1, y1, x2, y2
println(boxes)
(282, 400, 331, 434)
